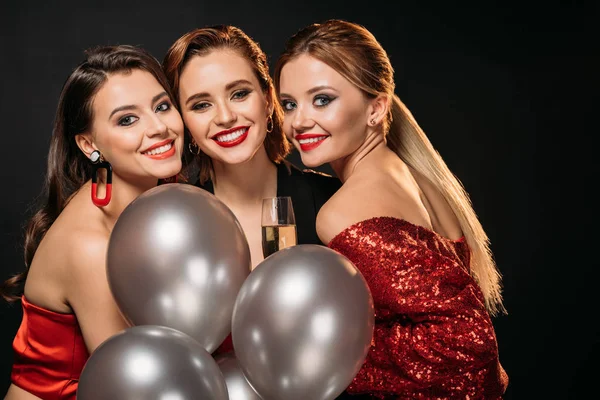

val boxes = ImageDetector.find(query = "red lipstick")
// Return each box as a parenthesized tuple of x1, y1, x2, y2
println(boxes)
(212, 126, 249, 148)
(295, 133, 329, 152)
(142, 139, 176, 160)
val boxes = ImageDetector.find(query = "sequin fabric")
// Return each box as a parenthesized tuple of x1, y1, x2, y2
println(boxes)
(329, 217, 508, 399)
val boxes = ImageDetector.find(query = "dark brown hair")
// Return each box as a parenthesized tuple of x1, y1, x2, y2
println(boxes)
(0, 45, 176, 302)
(163, 25, 290, 184)
(274, 20, 504, 315)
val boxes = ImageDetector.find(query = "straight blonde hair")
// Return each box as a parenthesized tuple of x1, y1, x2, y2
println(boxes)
(274, 20, 505, 315)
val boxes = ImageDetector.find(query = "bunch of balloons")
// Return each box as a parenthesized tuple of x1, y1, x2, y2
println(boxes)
(77, 184, 374, 400)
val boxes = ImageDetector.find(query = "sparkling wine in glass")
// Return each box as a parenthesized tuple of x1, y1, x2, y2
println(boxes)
(261, 196, 297, 258)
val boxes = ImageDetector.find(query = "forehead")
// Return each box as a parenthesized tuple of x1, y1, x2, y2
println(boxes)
(179, 49, 259, 92)
(93, 69, 163, 116)
(279, 54, 350, 93)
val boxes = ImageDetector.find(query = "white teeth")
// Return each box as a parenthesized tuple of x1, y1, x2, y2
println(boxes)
(216, 128, 246, 142)
(144, 142, 172, 155)
(298, 137, 327, 144)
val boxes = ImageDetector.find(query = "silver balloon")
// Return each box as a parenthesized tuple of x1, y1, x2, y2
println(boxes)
(107, 183, 251, 353)
(232, 245, 374, 400)
(215, 353, 263, 400)
(77, 325, 229, 400)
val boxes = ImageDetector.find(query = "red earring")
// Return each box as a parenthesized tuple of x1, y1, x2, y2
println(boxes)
(90, 150, 112, 207)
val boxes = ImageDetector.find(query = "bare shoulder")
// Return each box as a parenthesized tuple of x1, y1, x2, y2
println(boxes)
(65, 226, 110, 277)
(49, 190, 111, 274)
(316, 177, 385, 245)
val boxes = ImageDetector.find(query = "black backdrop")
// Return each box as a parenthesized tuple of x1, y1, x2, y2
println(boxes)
(0, 1, 594, 398)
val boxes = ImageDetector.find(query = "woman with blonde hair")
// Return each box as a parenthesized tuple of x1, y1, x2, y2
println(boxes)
(275, 19, 508, 399)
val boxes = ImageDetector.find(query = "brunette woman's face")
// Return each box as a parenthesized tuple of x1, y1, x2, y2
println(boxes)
(178, 49, 271, 166)
(278, 54, 372, 168)
(87, 69, 184, 180)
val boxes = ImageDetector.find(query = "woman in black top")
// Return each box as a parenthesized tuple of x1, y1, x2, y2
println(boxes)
(197, 160, 340, 246)
(163, 25, 340, 269)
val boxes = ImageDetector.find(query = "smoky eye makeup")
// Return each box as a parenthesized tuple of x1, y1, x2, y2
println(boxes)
(231, 88, 252, 100)
(313, 94, 337, 107)
(117, 114, 139, 127)
(191, 102, 211, 112)
(281, 99, 296, 112)
(155, 101, 171, 112)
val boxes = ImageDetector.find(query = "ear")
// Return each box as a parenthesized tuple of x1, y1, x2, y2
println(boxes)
(367, 94, 389, 126)
(264, 89, 275, 117)
(75, 132, 97, 159)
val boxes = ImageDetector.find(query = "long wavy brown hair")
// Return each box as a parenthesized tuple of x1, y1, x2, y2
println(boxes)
(274, 20, 505, 315)
(163, 25, 290, 185)
(0, 45, 177, 302)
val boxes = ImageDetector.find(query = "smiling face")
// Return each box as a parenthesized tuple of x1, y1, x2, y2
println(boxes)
(278, 54, 373, 168)
(85, 69, 184, 180)
(178, 49, 271, 166)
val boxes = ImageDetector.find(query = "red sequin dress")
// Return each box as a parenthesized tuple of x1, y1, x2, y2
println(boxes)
(329, 217, 508, 399)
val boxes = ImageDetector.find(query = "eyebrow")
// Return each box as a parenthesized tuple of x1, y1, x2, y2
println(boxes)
(307, 85, 337, 94)
(279, 85, 338, 99)
(108, 91, 168, 120)
(184, 79, 254, 106)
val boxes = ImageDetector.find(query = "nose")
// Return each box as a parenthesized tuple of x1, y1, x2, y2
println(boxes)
(146, 113, 168, 138)
(290, 104, 314, 132)
(214, 102, 236, 127)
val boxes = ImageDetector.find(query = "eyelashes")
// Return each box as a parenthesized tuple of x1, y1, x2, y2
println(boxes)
(190, 89, 253, 112)
(281, 94, 337, 113)
(117, 100, 172, 126)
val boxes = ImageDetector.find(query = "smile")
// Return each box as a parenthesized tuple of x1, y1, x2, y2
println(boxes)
(212, 126, 250, 148)
(142, 139, 176, 160)
(295, 133, 329, 152)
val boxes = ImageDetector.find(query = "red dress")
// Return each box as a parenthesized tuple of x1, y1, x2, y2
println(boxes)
(214, 333, 234, 355)
(329, 217, 508, 399)
(11, 296, 89, 400)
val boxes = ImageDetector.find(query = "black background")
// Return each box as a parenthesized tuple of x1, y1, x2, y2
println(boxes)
(0, 1, 594, 398)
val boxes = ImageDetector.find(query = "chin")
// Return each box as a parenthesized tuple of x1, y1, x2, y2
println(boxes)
(153, 162, 182, 179)
(213, 144, 261, 166)
(298, 153, 328, 169)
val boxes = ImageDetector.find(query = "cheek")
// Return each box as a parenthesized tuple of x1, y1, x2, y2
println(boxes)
(102, 129, 139, 154)
(241, 100, 268, 140)
(166, 111, 184, 135)
(183, 112, 210, 141)
(282, 116, 293, 138)
(322, 102, 365, 140)
(243, 98, 267, 124)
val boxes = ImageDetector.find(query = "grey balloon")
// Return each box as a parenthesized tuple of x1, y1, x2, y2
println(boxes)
(232, 245, 374, 400)
(77, 325, 229, 400)
(107, 183, 251, 353)
(215, 353, 263, 400)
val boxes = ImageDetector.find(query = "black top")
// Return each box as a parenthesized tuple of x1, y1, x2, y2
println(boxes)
(194, 161, 341, 245)
(195, 163, 364, 399)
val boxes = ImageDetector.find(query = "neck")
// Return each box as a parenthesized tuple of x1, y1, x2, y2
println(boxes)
(211, 146, 278, 207)
(100, 173, 157, 228)
(330, 129, 387, 182)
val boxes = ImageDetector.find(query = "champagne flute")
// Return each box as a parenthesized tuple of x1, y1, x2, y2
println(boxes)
(261, 197, 297, 258)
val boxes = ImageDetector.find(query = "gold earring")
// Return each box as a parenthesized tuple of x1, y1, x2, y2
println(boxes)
(266, 115, 274, 133)
(370, 118, 376, 126)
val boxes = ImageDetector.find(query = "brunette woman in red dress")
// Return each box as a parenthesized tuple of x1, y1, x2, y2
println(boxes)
(275, 20, 509, 399)
(1, 45, 184, 400)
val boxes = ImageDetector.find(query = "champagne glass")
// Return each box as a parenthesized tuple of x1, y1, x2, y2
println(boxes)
(261, 197, 297, 258)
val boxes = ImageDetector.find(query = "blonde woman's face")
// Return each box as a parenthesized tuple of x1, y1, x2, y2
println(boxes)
(278, 54, 371, 168)
(178, 49, 270, 166)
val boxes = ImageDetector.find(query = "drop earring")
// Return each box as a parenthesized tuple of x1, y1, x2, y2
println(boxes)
(90, 150, 112, 207)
